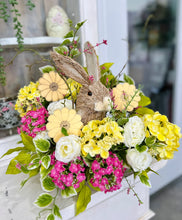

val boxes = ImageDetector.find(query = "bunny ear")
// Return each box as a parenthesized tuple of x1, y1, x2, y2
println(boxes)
(84, 41, 101, 82)
(51, 51, 90, 86)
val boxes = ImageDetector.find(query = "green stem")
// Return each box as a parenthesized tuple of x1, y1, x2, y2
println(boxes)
(124, 176, 143, 205)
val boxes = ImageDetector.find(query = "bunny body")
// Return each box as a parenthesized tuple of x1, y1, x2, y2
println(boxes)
(51, 42, 110, 124)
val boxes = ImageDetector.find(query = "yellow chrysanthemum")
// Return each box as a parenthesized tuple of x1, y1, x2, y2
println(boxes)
(143, 112, 182, 159)
(112, 83, 141, 112)
(38, 71, 68, 102)
(81, 118, 124, 159)
(15, 81, 42, 116)
(46, 107, 83, 142)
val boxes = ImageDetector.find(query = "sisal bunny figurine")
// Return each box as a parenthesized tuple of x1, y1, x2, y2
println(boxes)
(51, 41, 111, 124)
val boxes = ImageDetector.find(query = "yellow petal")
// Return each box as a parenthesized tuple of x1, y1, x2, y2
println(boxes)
(49, 71, 56, 81)
(52, 91, 59, 102)
(40, 89, 50, 97)
(60, 108, 69, 120)
(54, 132, 63, 143)
(38, 84, 49, 91)
(45, 91, 53, 101)
(39, 77, 50, 85)
(42, 73, 52, 82)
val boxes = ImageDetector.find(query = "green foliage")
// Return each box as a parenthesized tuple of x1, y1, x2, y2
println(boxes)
(21, 132, 36, 152)
(123, 74, 134, 85)
(139, 171, 151, 187)
(136, 107, 154, 116)
(34, 193, 53, 207)
(145, 136, 156, 147)
(40, 65, 55, 74)
(0, 146, 26, 159)
(47, 214, 55, 220)
(27, 158, 40, 170)
(6, 159, 21, 174)
(54, 45, 69, 55)
(76, 181, 85, 193)
(70, 48, 80, 57)
(42, 155, 51, 169)
(0, 47, 6, 86)
(40, 165, 53, 180)
(136, 145, 148, 153)
(41, 176, 56, 192)
(26, 0, 35, 10)
(75, 20, 87, 30)
(117, 117, 129, 126)
(100, 63, 118, 88)
(61, 186, 77, 198)
(61, 127, 68, 136)
(53, 204, 62, 219)
(34, 139, 50, 152)
(138, 93, 151, 107)
(64, 30, 74, 38)
(76, 184, 91, 216)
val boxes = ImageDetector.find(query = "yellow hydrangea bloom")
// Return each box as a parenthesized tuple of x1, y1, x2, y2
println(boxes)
(81, 118, 124, 159)
(143, 112, 182, 159)
(15, 82, 43, 117)
(66, 78, 82, 101)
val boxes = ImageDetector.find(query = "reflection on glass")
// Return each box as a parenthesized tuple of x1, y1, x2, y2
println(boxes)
(127, 0, 178, 121)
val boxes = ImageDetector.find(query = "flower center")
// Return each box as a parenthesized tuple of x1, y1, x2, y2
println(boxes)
(49, 82, 58, 91)
(60, 121, 70, 130)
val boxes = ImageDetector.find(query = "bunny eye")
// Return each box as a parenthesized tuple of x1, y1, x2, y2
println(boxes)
(88, 91, 92, 96)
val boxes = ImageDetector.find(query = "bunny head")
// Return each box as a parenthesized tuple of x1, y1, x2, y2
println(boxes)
(51, 41, 111, 124)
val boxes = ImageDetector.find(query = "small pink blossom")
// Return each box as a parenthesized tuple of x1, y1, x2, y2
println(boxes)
(16, 163, 21, 170)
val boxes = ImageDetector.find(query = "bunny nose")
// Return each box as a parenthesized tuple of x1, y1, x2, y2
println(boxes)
(94, 97, 111, 112)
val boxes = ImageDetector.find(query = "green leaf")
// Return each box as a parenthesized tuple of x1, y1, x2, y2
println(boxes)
(42, 155, 51, 169)
(88, 181, 101, 192)
(64, 30, 74, 38)
(145, 136, 156, 146)
(29, 167, 40, 178)
(15, 151, 31, 164)
(20, 178, 29, 188)
(40, 165, 53, 180)
(41, 176, 56, 192)
(61, 186, 77, 198)
(47, 214, 55, 220)
(39, 65, 55, 74)
(136, 145, 148, 153)
(76, 181, 85, 193)
(21, 133, 36, 152)
(124, 74, 134, 85)
(6, 159, 21, 174)
(139, 175, 151, 187)
(75, 20, 87, 30)
(76, 185, 91, 216)
(136, 107, 154, 115)
(34, 139, 50, 152)
(61, 127, 68, 136)
(34, 193, 53, 207)
(27, 158, 40, 170)
(117, 117, 129, 126)
(70, 48, 80, 57)
(147, 167, 159, 176)
(0, 146, 26, 159)
(100, 63, 114, 75)
(138, 93, 151, 107)
(61, 39, 71, 45)
(54, 45, 69, 55)
(53, 204, 62, 219)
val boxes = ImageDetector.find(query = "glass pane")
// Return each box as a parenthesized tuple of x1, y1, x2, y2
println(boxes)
(127, 0, 178, 122)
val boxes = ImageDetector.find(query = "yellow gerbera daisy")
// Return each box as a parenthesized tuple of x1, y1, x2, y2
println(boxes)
(113, 83, 140, 112)
(46, 107, 83, 142)
(38, 71, 68, 102)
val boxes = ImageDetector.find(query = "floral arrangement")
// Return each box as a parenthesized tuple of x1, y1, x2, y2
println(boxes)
(1, 21, 181, 220)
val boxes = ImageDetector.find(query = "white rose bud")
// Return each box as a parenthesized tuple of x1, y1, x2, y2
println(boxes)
(126, 148, 152, 172)
(55, 135, 81, 163)
(47, 99, 73, 115)
(124, 116, 145, 148)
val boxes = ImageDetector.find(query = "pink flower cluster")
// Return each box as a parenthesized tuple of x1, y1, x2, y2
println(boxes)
(90, 153, 126, 193)
(50, 153, 86, 190)
(17, 107, 48, 137)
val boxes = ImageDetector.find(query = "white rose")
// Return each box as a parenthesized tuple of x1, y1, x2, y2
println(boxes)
(126, 148, 152, 172)
(55, 135, 81, 163)
(124, 116, 145, 148)
(47, 99, 73, 115)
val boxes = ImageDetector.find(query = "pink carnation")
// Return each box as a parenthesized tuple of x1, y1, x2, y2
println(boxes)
(49, 153, 86, 190)
(18, 107, 48, 137)
(89, 153, 126, 193)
